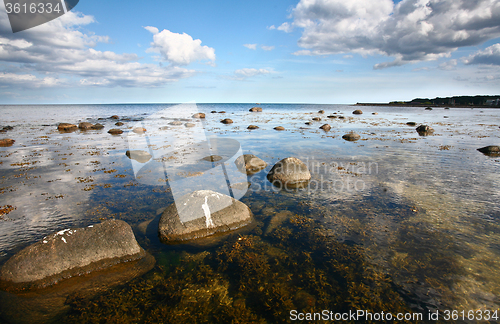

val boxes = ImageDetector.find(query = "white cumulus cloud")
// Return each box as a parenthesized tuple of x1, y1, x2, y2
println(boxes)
(243, 44, 257, 50)
(462, 43, 500, 66)
(280, 0, 500, 68)
(0, 12, 197, 88)
(145, 27, 215, 66)
(261, 45, 275, 51)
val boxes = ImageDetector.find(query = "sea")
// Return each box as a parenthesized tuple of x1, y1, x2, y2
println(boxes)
(0, 103, 499, 323)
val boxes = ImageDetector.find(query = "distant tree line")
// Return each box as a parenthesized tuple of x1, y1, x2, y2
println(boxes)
(390, 95, 500, 106)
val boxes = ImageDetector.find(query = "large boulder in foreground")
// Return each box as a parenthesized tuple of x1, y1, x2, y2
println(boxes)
(0, 220, 153, 324)
(159, 190, 253, 243)
(267, 157, 311, 189)
(235, 154, 267, 174)
(477, 145, 500, 157)
(0, 220, 146, 288)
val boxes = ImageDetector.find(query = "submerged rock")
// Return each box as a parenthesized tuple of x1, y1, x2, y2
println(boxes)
(57, 123, 77, 132)
(202, 155, 223, 162)
(169, 121, 183, 126)
(274, 126, 285, 131)
(126, 150, 152, 163)
(247, 125, 259, 129)
(110, 115, 120, 119)
(267, 157, 311, 189)
(115, 122, 124, 126)
(249, 107, 262, 112)
(158, 190, 253, 243)
(235, 154, 267, 174)
(192, 113, 205, 118)
(108, 129, 123, 135)
(312, 117, 321, 121)
(318, 110, 325, 114)
(78, 122, 93, 130)
(477, 145, 500, 157)
(0, 139, 15, 147)
(184, 123, 195, 128)
(352, 109, 363, 115)
(342, 133, 361, 141)
(406, 122, 417, 126)
(221, 118, 233, 124)
(0, 220, 146, 288)
(416, 125, 434, 136)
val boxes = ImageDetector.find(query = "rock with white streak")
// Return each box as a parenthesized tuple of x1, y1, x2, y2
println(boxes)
(158, 190, 252, 243)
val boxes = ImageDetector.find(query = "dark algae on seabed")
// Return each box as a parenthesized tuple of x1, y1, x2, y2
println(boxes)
(63, 216, 415, 324)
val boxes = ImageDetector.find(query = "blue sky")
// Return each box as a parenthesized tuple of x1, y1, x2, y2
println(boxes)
(0, 0, 499, 104)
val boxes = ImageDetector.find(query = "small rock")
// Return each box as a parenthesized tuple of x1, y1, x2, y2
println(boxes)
(211, 111, 217, 113)
(0, 138, 15, 147)
(327, 115, 338, 118)
(267, 157, 311, 189)
(202, 155, 223, 162)
(192, 113, 205, 118)
(445, 107, 450, 110)
(406, 122, 417, 126)
(126, 150, 152, 163)
(247, 125, 259, 129)
(78, 122, 93, 130)
(91, 123, 104, 130)
(416, 125, 434, 136)
(169, 121, 183, 126)
(305, 122, 311, 125)
(235, 154, 267, 174)
(477, 145, 500, 157)
(221, 118, 233, 124)
(320, 124, 331, 131)
(0, 126, 14, 132)
(318, 110, 325, 114)
(372, 112, 378, 115)
(184, 123, 195, 128)
(218, 111, 226, 114)
(338, 116, 345, 119)
(158, 190, 253, 243)
(425, 107, 433, 110)
(110, 115, 120, 119)
(108, 129, 123, 135)
(352, 109, 363, 115)
(342, 133, 361, 141)
(249, 107, 262, 112)
(312, 117, 321, 121)
(57, 123, 78, 132)
(132, 127, 146, 134)
(274, 126, 285, 131)
(115, 122, 124, 126)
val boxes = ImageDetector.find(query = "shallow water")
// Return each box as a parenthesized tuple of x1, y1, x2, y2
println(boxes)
(0, 103, 499, 322)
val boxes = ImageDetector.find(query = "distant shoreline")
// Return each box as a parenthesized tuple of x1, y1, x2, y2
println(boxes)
(355, 102, 499, 108)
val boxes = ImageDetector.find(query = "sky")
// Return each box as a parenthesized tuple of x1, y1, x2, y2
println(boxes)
(0, 0, 499, 104)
